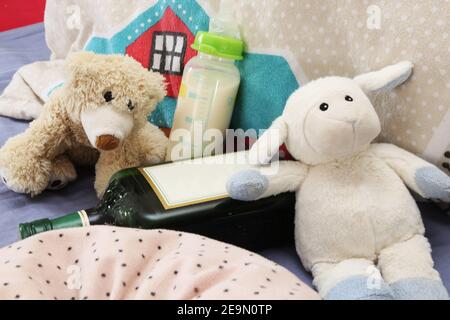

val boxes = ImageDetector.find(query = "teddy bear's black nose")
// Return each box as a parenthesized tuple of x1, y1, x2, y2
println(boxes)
(127, 100, 135, 111)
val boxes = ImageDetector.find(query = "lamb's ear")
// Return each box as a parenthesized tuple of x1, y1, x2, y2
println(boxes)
(249, 117, 288, 165)
(353, 61, 413, 93)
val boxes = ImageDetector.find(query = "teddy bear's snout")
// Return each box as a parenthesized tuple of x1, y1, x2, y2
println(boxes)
(80, 105, 134, 152)
(95, 134, 121, 151)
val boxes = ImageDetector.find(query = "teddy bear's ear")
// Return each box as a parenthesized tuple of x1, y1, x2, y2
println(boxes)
(66, 51, 97, 72)
(141, 70, 167, 103)
(249, 116, 288, 165)
(353, 61, 413, 93)
(65, 51, 97, 88)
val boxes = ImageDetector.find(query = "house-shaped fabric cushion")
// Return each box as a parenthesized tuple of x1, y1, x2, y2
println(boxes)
(85, 0, 300, 132)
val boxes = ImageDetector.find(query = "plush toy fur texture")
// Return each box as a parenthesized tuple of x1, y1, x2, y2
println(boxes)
(227, 61, 450, 300)
(0, 52, 168, 197)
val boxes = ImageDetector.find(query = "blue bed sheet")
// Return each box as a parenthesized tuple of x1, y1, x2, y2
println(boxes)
(0, 23, 449, 291)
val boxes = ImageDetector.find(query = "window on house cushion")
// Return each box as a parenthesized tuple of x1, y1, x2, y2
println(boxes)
(151, 32, 187, 75)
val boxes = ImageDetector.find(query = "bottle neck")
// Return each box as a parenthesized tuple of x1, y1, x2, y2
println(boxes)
(19, 209, 97, 239)
(198, 52, 235, 64)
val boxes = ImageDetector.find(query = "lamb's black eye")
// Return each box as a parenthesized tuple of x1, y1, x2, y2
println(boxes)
(319, 103, 329, 111)
(127, 100, 135, 111)
(104, 91, 114, 102)
(345, 95, 353, 102)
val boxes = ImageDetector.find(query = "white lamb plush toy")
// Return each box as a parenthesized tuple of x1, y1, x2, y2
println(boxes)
(227, 61, 450, 300)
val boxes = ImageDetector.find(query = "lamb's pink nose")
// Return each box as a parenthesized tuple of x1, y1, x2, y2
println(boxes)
(95, 135, 120, 151)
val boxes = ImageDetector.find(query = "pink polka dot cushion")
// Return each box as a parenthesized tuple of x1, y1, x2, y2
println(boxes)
(0, 226, 320, 300)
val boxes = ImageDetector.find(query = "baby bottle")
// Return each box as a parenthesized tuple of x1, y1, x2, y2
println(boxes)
(166, 1, 244, 161)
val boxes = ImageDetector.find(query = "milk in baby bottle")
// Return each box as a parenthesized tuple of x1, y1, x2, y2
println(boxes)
(167, 1, 244, 161)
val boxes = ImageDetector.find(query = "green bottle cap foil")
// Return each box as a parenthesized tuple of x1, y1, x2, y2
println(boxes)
(19, 212, 87, 239)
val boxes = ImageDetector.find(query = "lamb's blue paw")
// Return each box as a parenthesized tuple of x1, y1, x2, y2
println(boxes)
(415, 167, 450, 199)
(390, 278, 449, 300)
(325, 276, 394, 300)
(226, 169, 268, 201)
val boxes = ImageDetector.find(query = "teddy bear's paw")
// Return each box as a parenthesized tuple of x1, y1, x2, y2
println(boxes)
(47, 156, 77, 191)
(415, 166, 450, 201)
(0, 170, 20, 193)
(143, 140, 168, 165)
(0, 164, 50, 196)
(144, 151, 166, 165)
(390, 278, 449, 300)
(47, 178, 69, 191)
(0, 141, 54, 195)
(226, 169, 269, 201)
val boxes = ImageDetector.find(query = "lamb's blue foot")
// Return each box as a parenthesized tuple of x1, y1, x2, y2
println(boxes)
(226, 169, 268, 201)
(415, 166, 450, 199)
(325, 276, 394, 300)
(390, 278, 449, 300)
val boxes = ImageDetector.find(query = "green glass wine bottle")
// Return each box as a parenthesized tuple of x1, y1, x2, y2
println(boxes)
(19, 152, 295, 250)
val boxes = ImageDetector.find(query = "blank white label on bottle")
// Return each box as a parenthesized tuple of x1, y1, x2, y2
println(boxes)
(140, 151, 251, 209)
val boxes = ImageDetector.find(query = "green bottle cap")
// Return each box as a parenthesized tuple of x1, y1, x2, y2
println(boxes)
(19, 219, 53, 239)
(191, 31, 244, 61)
(19, 212, 87, 239)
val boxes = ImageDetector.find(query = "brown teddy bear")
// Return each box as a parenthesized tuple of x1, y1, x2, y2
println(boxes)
(0, 52, 168, 197)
